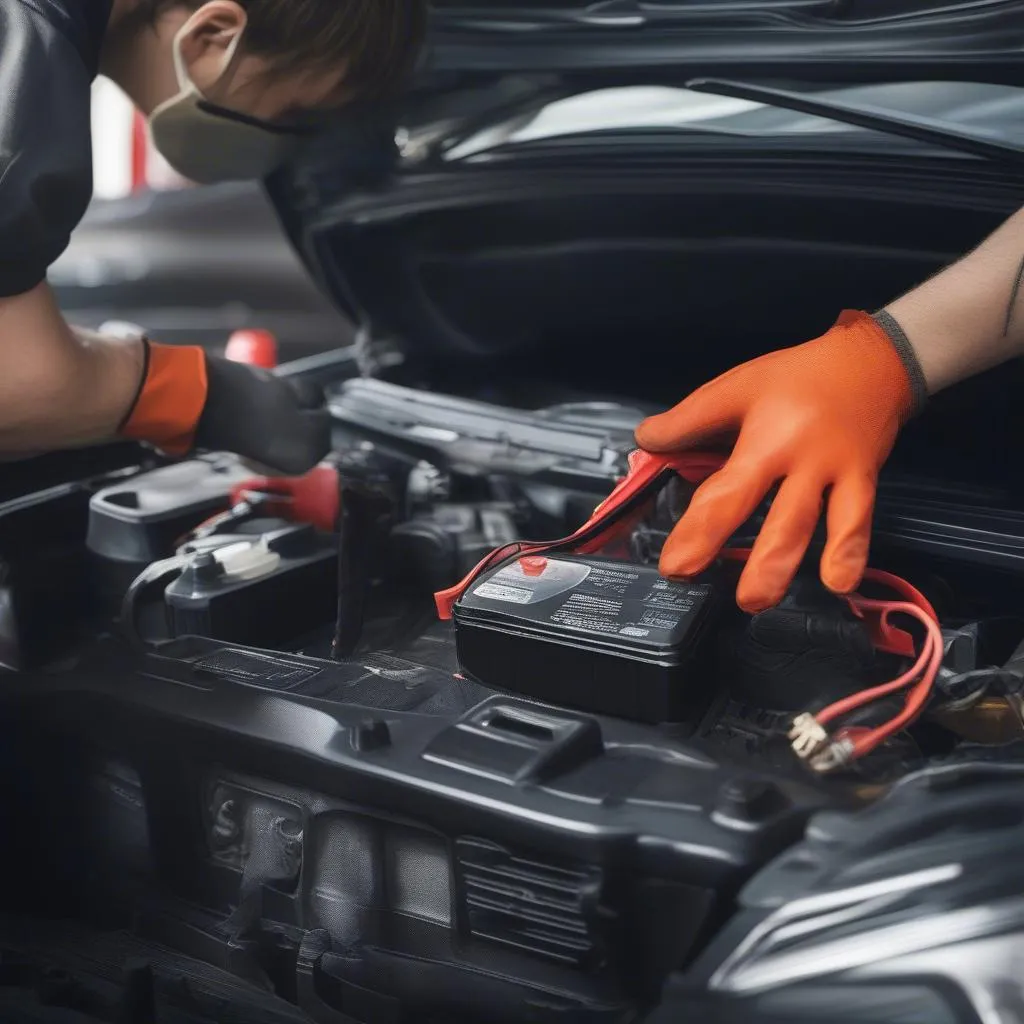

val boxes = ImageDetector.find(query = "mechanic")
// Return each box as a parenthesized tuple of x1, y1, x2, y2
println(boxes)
(0, 0, 425, 473)
(637, 207, 1024, 613)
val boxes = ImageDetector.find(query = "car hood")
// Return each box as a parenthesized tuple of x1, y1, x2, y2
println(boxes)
(263, 0, 1024, 365)
(423, 0, 1023, 81)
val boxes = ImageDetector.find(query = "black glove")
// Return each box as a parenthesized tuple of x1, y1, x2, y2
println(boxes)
(193, 356, 332, 475)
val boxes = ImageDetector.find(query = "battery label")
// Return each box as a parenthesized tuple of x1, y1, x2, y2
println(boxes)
(461, 555, 714, 650)
(472, 559, 591, 605)
(473, 583, 534, 604)
(644, 579, 702, 612)
(640, 609, 682, 630)
(550, 592, 624, 633)
(582, 565, 640, 595)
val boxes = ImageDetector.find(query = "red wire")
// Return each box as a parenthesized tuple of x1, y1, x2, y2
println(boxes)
(841, 604, 943, 760)
(719, 547, 944, 764)
(816, 602, 940, 723)
(861, 567, 939, 623)
(721, 549, 938, 623)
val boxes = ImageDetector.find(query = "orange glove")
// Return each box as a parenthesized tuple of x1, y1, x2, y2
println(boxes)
(118, 341, 208, 456)
(118, 340, 330, 474)
(635, 310, 926, 613)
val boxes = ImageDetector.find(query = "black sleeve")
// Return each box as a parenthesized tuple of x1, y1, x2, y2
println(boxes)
(0, 0, 95, 297)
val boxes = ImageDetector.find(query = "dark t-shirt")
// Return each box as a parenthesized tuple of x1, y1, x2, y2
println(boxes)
(0, 0, 113, 297)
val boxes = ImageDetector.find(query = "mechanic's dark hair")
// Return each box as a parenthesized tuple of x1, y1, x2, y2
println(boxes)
(145, 0, 427, 99)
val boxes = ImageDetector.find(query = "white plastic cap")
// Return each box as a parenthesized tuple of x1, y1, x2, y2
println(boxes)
(213, 540, 281, 581)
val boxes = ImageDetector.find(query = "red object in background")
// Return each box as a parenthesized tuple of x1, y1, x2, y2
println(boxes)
(130, 111, 148, 193)
(225, 329, 279, 369)
(231, 463, 340, 533)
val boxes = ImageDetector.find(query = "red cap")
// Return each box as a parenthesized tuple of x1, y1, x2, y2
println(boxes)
(520, 556, 548, 577)
(225, 329, 279, 369)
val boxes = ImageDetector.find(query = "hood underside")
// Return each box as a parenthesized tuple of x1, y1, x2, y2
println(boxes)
(266, 0, 1024, 347)
(263, 0, 1024, 498)
(425, 0, 1024, 81)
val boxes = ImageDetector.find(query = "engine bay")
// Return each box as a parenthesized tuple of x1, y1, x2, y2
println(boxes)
(3, 376, 1024, 1022)
(91, 378, 1024, 779)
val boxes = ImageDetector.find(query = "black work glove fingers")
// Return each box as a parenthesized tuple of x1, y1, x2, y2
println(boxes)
(193, 356, 332, 476)
(288, 376, 328, 410)
(248, 407, 332, 478)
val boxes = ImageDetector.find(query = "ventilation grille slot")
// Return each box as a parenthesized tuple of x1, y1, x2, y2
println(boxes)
(455, 837, 606, 969)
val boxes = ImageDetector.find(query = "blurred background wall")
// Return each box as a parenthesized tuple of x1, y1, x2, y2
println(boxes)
(54, 80, 352, 359)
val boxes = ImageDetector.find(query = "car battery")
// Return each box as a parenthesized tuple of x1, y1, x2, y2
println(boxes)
(164, 523, 337, 649)
(452, 554, 721, 724)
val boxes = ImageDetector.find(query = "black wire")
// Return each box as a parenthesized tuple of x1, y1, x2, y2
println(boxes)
(934, 666, 1024, 711)
(120, 556, 188, 654)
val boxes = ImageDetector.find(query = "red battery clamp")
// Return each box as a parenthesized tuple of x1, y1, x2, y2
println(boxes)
(433, 449, 935, 659)
(434, 450, 724, 620)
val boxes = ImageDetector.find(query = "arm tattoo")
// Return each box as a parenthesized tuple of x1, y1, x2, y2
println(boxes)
(1003, 255, 1024, 337)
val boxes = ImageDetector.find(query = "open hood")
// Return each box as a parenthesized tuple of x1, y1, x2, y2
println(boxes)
(265, 0, 1024, 409)
(424, 0, 1024, 82)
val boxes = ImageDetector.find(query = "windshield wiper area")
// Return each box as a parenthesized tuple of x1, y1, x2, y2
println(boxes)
(686, 77, 1024, 169)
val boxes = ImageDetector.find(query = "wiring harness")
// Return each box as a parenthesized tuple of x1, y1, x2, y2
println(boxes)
(719, 550, 943, 773)
(432, 450, 947, 773)
(793, 585, 942, 772)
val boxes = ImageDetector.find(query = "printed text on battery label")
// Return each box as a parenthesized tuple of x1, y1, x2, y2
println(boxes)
(550, 593, 623, 633)
(644, 588, 700, 611)
(640, 610, 681, 630)
(474, 583, 533, 604)
(586, 567, 639, 595)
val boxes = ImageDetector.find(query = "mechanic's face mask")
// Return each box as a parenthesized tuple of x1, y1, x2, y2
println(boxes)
(149, 19, 305, 184)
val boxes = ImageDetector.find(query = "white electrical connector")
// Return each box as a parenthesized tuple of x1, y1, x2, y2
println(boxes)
(788, 712, 828, 760)
(809, 737, 856, 774)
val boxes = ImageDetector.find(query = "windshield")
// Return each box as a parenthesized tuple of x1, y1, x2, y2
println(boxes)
(442, 81, 1024, 161)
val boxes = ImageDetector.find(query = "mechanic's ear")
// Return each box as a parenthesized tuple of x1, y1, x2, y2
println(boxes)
(177, 1, 249, 87)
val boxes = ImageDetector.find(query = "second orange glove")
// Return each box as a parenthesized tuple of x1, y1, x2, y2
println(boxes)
(636, 310, 926, 613)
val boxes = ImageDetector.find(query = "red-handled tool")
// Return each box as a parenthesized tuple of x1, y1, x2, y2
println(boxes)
(230, 463, 340, 533)
(220, 327, 339, 531)
(434, 449, 725, 619)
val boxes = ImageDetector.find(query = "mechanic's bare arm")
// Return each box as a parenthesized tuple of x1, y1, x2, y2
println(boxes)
(0, 283, 144, 454)
(886, 205, 1024, 393)
(0, 281, 329, 473)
